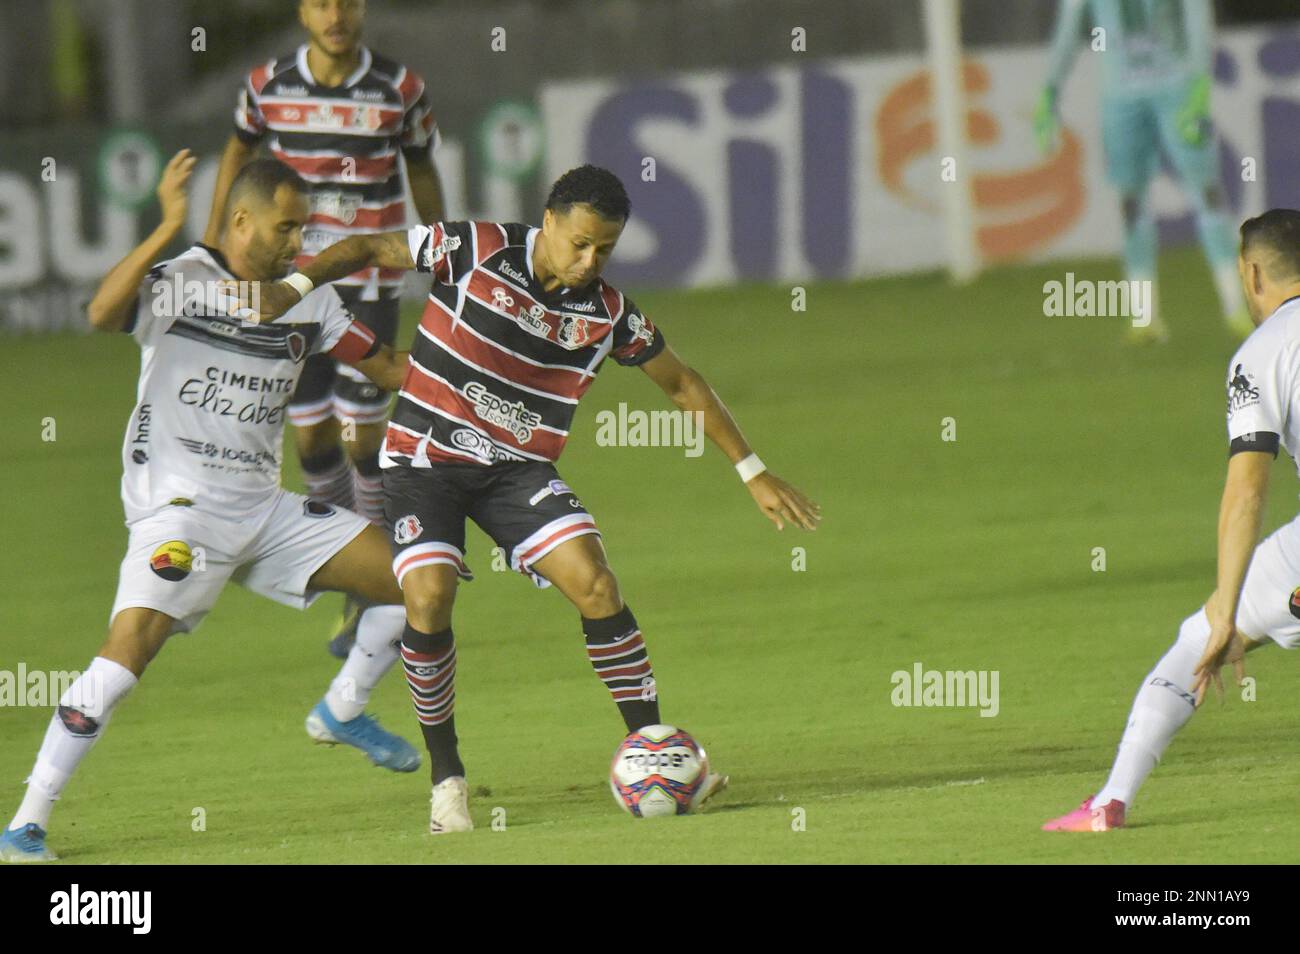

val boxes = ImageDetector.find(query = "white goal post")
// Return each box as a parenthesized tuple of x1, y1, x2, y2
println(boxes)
(922, 0, 980, 283)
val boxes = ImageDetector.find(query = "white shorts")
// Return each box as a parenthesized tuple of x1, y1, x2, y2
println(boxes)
(1236, 513, 1300, 649)
(110, 490, 369, 634)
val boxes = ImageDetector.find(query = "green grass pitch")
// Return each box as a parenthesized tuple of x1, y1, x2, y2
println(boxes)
(2, 245, 1298, 863)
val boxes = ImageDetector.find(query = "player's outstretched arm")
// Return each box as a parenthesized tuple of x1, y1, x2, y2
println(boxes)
(1035, 0, 1088, 153)
(406, 155, 446, 225)
(349, 345, 411, 394)
(238, 231, 416, 324)
(87, 148, 197, 332)
(1193, 450, 1272, 704)
(639, 345, 822, 532)
(202, 134, 258, 246)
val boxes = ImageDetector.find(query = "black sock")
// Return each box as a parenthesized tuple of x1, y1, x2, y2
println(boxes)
(400, 623, 465, 784)
(582, 605, 660, 732)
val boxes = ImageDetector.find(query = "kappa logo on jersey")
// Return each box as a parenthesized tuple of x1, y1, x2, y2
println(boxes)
(303, 500, 335, 518)
(463, 381, 542, 443)
(150, 540, 193, 581)
(1289, 586, 1300, 620)
(1227, 364, 1261, 414)
(394, 514, 423, 545)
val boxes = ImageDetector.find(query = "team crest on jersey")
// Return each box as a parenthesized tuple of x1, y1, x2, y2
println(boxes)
(149, 540, 193, 582)
(556, 314, 590, 349)
(394, 514, 423, 545)
(1227, 364, 1261, 414)
(352, 105, 383, 131)
(285, 331, 307, 363)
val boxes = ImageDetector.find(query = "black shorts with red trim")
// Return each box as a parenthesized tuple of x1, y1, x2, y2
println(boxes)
(383, 460, 600, 589)
(290, 288, 400, 427)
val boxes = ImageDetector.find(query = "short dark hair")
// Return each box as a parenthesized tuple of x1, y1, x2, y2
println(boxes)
(545, 165, 630, 222)
(225, 159, 309, 220)
(1240, 209, 1300, 282)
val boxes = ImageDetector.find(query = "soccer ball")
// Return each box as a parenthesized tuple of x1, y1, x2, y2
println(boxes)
(609, 724, 707, 817)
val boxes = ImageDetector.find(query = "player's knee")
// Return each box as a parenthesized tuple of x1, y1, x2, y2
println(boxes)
(402, 573, 456, 629)
(1176, 608, 1211, 655)
(571, 567, 622, 617)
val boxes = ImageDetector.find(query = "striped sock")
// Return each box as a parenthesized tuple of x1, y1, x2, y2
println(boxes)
(300, 444, 355, 511)
(352, 452, 386, 527)
(400, 624, 464, 783)
(582, 606, 659, 732)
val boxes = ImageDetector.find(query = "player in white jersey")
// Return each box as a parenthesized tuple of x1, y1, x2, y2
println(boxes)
(0, 153, 417, 863)
(1043, 209, 1300, 832)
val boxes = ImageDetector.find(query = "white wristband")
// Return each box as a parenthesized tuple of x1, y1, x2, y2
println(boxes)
(735, 453, 766, 483)
(282, 272, 314, 299)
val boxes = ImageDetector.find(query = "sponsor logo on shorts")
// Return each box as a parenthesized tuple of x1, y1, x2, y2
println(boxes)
(394, 514, 423, 545)
(528, 478, 579, 507)
(149, 540, 193, 581)
(131, 449, 148, 464)
(449, 427, 525, 464)
(463, 381, 541, 443)
(303, 500, 335, 518)
(1288, 586, 1300, 620)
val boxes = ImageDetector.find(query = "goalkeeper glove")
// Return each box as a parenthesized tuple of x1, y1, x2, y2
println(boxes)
(1177, 73, 1212, 147)
(1033, 86, 1059, 154)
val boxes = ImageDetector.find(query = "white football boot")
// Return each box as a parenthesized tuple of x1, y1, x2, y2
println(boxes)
(429, 776, 473, 834)
(691, 772, 730, 812)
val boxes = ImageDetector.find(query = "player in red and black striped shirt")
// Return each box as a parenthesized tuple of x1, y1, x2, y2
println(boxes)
(243, 166, 822, 833)
(203, 0, 445, 656)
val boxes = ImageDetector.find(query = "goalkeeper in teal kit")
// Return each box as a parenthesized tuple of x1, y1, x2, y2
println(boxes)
(1036, 0, 1250, 341)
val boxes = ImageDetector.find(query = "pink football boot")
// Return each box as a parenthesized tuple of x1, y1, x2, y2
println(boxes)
(1042, 795, 1126, 832)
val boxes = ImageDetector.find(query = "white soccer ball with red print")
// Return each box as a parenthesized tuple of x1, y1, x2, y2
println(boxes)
(609, 724, 708, 817)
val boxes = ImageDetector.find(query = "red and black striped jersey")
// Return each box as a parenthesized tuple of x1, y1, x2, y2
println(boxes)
(381, 221, 665, 468)
(234, 45, 438, 295)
